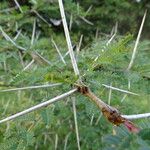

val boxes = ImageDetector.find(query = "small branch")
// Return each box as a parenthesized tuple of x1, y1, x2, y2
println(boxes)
(84, 88, 112, 110)
(77, 84, 150, 125)
(77, 85, 126, 125)
(127, 10, 147, 71)
(122, 113, 150, 120)
(58, 0, 80, 76)
(72, 97, 81, 150)
(0, 89, 77, 124)
(102, 84, 139, 96)
(0, 83, 61, 92)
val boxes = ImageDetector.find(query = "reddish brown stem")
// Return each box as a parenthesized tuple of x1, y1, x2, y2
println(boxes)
(76, 84, 126, 125)
(75, 83, 140, 133)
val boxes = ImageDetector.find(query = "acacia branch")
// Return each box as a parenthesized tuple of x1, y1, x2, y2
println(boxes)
(76, 85, 125, 125)
(0, 0, 148, 136)
(76, 84, 149, 126)
(0, 85, 149, 124)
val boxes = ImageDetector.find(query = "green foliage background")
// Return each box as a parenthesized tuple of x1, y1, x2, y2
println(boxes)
(0, 0, 150, 149)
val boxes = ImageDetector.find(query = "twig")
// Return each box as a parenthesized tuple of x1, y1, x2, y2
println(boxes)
(52, 39, 66, 65)
(122, 113, 150, 120)
(58, 0, 80, 76)
(0, 83, 61, 92)
(72, 97, 81, 150)
(127, 10, 147, 71)
(77, 85, 150, 123)
(0, 89, 77, 124)
(102, 84, 139, 96)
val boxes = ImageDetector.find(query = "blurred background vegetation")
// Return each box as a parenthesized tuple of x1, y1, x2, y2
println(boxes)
(0, 0, 150, 149)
